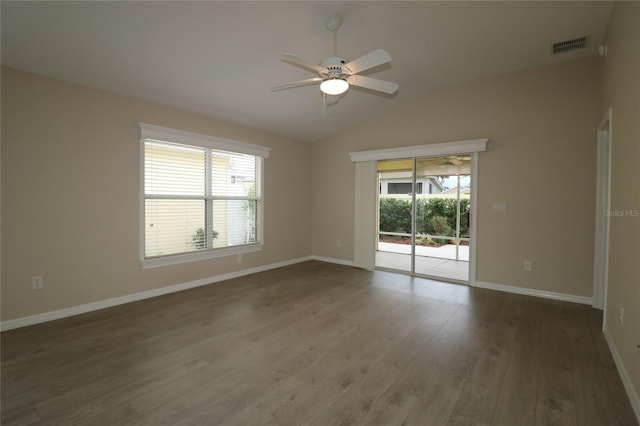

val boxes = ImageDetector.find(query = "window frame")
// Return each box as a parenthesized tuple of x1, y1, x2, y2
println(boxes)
(138, 123, 270, 269)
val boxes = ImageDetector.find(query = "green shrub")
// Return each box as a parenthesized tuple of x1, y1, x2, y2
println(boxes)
(191, 227, 219, 250)
(379, 198, 412, 233)
(427, 215, 453, 243)
(380, 197, 470, 239)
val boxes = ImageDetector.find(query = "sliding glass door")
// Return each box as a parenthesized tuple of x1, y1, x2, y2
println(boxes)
(377, 160, 414, 273)
(375, 155, 472, 282)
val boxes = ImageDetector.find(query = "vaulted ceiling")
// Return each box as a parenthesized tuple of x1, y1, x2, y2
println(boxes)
(1, 1, 614, 142)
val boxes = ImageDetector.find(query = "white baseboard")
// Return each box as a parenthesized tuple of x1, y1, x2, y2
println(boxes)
(0, 260, 594, 332)
(311, 255, 356, 267)
(1, 256, 312, 332)
(603, 327, 640, 423)
(475, 281, 593, 305)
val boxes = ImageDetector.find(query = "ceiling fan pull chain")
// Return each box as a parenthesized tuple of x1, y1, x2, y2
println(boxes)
(323, 92, 326, 118)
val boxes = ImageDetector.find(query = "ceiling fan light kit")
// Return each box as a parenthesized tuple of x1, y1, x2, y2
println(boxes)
(271, 13, 398, 98)
(320, 78, 349, 95)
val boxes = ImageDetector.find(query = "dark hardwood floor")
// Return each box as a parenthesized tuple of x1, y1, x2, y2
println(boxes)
(1, 261, 637, 425)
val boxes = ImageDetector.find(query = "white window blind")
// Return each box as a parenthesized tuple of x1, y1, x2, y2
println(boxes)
(139, 123, 269, 267)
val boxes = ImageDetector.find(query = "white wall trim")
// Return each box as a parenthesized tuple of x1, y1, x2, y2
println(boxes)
(469, 152, 479, 286)
(141, 244, 264, 269)
(353, 161, 377, 270)
(139, 122, 271, 158)
(311, 255, 356, 267)
(475, 281, 593, 305)
(1, 256, 312, 332)
(603, 327, 640, 423)
(593, 107, 612, 312)
(349, 138, 488, 163)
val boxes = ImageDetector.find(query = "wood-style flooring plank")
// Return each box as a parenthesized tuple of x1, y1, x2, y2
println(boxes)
(444, 291, 520, 426)
(587, 312, 639, 426)
(1, 261, 636, 426)
(565, 304, 623, 426)
(490, 296, 543, 426)
(535, 300, 579, 426)
(222, 294, 429, 425)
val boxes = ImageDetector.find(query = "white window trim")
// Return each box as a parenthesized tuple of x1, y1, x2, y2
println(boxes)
(139, 123, 270, 159)
(349, 138, 487, 163)
(349, 138, 488, 284)
(138, 123, 270, 269)
(142, 243, 265, 269)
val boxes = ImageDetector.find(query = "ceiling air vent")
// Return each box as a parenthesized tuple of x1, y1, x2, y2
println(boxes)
(552, 36, 590, 55)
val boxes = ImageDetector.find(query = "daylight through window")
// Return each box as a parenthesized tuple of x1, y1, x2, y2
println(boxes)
(139, 124, 269, 267)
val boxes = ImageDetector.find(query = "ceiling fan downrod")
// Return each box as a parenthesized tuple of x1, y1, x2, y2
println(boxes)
(325, 14, 343, 57)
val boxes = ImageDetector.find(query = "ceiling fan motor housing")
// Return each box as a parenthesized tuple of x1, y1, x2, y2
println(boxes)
(320, 56, 348, 78)
(320, 56, 347, 67)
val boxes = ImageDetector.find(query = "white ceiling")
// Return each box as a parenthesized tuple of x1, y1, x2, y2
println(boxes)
(1, 1, 614, 142)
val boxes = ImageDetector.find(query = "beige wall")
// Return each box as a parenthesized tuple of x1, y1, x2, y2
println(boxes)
(1, 67, 312, 321)
(313, 56, 601, 298)
(3, 7, 636, 411)
(0, 54, 606, 316)
(601, 1, 640, 408)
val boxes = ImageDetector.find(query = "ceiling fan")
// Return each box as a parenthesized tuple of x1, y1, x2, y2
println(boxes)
(271, 14, 399, 97)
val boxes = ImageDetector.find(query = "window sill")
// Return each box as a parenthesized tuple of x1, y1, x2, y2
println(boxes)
(141, 244, 263, 269)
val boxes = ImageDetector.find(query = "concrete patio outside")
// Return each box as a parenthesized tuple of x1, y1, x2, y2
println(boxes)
(376, 242, 469, 282)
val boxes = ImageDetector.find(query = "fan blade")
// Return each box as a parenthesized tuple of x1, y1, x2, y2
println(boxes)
(282, 54, 328, 75)
(271, 77, 323, 91)
(347, 75, 398, 94)
(342, 49, 392, 75)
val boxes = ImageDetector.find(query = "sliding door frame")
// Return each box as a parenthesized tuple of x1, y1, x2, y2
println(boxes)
(350, 138, 487, 285)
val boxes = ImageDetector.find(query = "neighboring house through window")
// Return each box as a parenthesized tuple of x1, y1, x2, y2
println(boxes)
(379, 176, 443, 195)
(139, 123, 270, 268)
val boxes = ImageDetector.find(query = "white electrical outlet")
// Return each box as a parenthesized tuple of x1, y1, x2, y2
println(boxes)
(524, 260, 533, 272)
(32, 276, 43, 290)
(336, 239, 342, 247)
(619, 307, 624, 326)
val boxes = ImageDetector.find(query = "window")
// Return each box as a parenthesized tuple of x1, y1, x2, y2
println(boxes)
(139, 123, 270, 268)
(387, 182, 423, 194)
